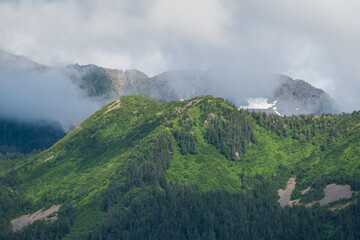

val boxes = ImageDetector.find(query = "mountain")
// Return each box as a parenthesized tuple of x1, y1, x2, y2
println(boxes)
(0, 50, 342, 156)
(271, 75, 339, 115)
(65, 64, 176, 103)
(240, 75, 339, 116)
(0, 95, 359, 239)
(0, 51, 67, 154)
(69, 64, 339, 116)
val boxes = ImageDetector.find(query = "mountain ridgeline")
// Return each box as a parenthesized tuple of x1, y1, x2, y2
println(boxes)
(0, 50, 340, 154)
(67, 64, 339, 116)
(0, 95, 359, 239)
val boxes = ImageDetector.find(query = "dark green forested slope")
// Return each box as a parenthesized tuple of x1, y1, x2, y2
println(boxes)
(0, 95, 360, 239)
(0, 119, 66, 154)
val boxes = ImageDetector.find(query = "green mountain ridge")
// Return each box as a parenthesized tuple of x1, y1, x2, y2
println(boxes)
(1, 95, 359, 239)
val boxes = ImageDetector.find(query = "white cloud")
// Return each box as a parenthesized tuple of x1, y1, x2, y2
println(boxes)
(0, 0, 360, 111)
(148, 0, 231, 45)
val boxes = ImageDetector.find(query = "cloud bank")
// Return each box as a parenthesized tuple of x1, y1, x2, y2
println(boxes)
(0, 60, 101, 125)
(0, 0, 360, 112)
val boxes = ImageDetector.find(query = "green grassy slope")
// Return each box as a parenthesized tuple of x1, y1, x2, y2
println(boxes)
(0, 95, 360, 239)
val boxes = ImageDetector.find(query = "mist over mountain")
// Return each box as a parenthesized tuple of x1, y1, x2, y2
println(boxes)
(271, 75, 339, 115)
(0, 118, 65, 154)
(0, 49, 46, 72)
(68, 62, 340, 116)
(0, 49, 341, 127)
(0, 50, 101, 125)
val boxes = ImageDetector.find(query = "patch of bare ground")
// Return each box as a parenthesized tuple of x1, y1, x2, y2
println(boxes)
(176, 99, 202, 114)
(43, 155, 54, 162)
(289, 199, 300, 207)
(105, 99, 121, 114)
(319, 184, 356, 206)
(11, 205, 61, 232)
(330, 202, 353, 211)
(278, 177, 297, 207)
(301, 187, 311, 195)
(306, 184, 357, 208)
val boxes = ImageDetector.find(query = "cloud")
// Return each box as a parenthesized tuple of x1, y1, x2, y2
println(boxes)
(0, 61, 101, 125)
(0, 0, 360, 111)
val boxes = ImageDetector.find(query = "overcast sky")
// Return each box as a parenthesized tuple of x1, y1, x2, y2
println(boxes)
(0, 0, 360, 111)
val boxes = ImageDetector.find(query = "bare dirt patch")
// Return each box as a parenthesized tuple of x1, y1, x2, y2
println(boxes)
(105, 99, 121, 114)
(177, 99, 202, 114)
(288, 199, 300, 207)
(301, 187, 311, 195)
(319, 184, 356, 206)
(306, 184, 357, 208)
(43, 155, 54, 162)
(11, 205, 61, 232)
(330, 202, 353, 211)
(278, 177, 296, 207)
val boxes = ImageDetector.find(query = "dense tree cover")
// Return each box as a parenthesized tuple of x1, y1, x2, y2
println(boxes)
(84, 183, 360, 240)
(83, 128, 359, 240)
(173, 113, 198, 155)
(204, 111, 257, 160)
(0, 95, 360, 239)
(251, 110, 360, 147)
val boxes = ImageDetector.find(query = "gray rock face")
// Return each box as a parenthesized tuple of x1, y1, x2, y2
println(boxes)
(271, 75, 339, 115)
(67, 65, 208, 104)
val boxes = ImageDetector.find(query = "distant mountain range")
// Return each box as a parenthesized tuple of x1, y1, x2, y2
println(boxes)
(0, 50, 340, 153)
(67, 63, 340, 116)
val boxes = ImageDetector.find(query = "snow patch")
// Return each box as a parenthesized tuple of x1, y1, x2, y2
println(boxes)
(239, 97, 277, 110)
(273, 107, 282, 116)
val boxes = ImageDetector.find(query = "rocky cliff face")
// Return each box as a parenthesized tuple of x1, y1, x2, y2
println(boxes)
(66, 64, 178, 103)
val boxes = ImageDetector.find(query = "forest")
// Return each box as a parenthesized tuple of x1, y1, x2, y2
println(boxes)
(0, 95, 359, 239)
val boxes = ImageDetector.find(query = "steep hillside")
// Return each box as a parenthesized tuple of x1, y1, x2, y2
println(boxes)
(0, 95, 359, 239)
